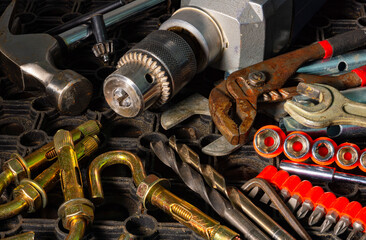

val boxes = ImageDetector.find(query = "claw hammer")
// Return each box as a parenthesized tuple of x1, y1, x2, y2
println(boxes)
(0, 0, 164, 115)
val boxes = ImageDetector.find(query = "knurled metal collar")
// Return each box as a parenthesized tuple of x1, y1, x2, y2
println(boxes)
(136, 174, 170, 210)
(5, 153, 31, 184)
(19, 178, 47, 209)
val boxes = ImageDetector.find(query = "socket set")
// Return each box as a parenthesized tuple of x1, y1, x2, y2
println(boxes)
(254, 125, 366, 172)
(1, 0, 366, 239)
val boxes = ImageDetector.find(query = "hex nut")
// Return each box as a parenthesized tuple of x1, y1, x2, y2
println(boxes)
(58, 198, 94, 229)
(136, 175, 170, 209)
(4, 154, 30, 184)
(13, 182, 42, 213)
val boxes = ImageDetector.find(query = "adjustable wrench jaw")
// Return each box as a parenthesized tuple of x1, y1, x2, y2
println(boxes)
(209, 43, 326, 145)
(0, 0, 92, 115)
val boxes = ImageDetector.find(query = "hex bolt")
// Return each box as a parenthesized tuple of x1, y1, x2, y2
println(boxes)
(248, 71, 266, 86)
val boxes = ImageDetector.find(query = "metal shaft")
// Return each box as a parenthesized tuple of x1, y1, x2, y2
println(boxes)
(150, 141, 270, 240)
(58, 0, 165, 47)
(169, 136, 294, 240)
(280, 161, 366, 185)
(55, 130, 84, 201)
(46, 0, 124, 35)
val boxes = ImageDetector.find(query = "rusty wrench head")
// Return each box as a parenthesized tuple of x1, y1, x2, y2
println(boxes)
(285, 83, 366, 128)
(209, 43, 326, 145)
(0, 1, 92, 115)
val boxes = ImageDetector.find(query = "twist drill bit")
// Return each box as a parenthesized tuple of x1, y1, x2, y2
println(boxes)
(150, 140, 270, 240)
(54, 130, 94, 240)
(168, 136, 294, 240)
(88, 151, 240, 240)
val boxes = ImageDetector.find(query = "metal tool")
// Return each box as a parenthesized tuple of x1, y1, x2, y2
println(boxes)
(308, 192, 336, 226)
(2, 232, 35, 240)
(0, 120, 101, 196)
(104, 0, 325, 118)
(279, 175, 301, 201)
(319, 197, 349, 233)
(160, 94, 210, 130)
(55, 130, 94, 240)
(253, 125, 286, 158)
(311, 137, 337, 165)
(150, 140, 270, 240)
(0, 0, 164, 115)
(91, 14, 114, 62)
(246, 165, 277, 199)
(241, 177, 312, 240)
(280, 161, 366, 186)
(169, 136, 294, 240)
(88, 151, 240, 240)
(202, 136, 242, 157)
(280, 85, 366, 139)
(297, 49, 366, 76)
(159, 94, 240, 156)
(283, 132, 312, 162)
(286, 181, 312, 212)
(296, 186, 324, 219)
(209, 29, 366, 145)
(285, 83, 366, 128)
(359, 150, 366, 172)
(336, 143, 360, 170)
(351, 207, 366, 235)
(0, 135, 99, 220)
(334, 201, 362, 235)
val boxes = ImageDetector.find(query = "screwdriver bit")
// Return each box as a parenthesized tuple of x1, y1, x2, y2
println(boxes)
(333, 201, 362, 236)
(296, 186, 324, 219)
(308, 192, 336, 226)
(319, 197, 349, 233)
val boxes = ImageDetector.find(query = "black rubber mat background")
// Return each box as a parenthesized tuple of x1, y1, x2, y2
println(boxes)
(0, 0, 366, 239)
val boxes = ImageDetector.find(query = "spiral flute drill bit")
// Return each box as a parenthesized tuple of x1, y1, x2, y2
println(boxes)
(150, 141, 270, 240)
(168, 136, 295, 240)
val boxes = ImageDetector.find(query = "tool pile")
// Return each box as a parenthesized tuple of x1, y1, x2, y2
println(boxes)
(2, 0, 366, 239)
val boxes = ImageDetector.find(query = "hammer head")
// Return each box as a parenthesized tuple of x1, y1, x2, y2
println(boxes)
(0, 0, 92, 115)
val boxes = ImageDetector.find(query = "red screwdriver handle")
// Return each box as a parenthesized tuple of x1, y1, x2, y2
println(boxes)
(303, 186, 324, 204)
(315, 192, 337, 210)
(292, 180, 312, 201)
(328, 197, 350, 214)
(340, 201, 362, 219)
(256, 165, 277, 181)
(280, 175, 301, 194)
(270, 170, 289, 188)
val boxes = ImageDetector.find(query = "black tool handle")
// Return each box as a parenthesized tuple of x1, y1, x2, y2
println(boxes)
(325, 29, 366, 57)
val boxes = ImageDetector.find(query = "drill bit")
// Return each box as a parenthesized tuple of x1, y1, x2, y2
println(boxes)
(168, 136, 295, 240)
(150, 140, 270, 240)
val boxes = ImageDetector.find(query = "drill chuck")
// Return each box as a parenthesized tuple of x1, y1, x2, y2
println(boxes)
(104, 30, 197, 117)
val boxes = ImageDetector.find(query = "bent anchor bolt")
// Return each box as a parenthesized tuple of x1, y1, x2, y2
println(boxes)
(0, 135, 99, 220)
(0, 120, 101, 196)
(169, 136, 294, 240)
(55, 130, 94, 240)
(88, 151, 240, 240)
